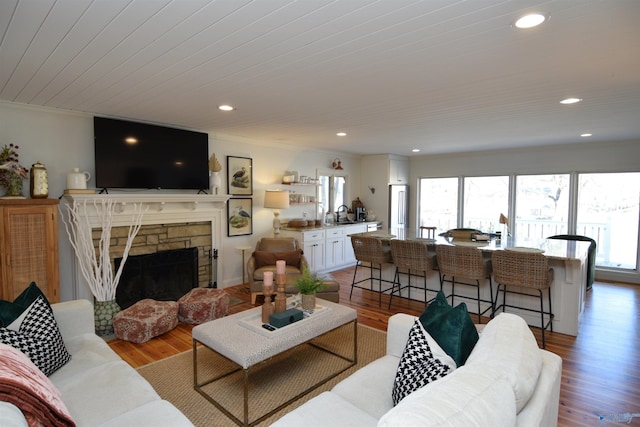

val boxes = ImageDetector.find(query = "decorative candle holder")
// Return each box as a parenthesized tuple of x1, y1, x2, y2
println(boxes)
(261, 283, 274, 323)
(275, 273, 287, 313)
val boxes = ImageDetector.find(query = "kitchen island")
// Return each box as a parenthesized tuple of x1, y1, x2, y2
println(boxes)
(349, 228, 591, 336)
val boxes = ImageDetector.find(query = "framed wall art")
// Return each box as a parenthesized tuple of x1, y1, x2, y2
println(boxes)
(228, 197, 253, 237)
(227, 156, 252, 195)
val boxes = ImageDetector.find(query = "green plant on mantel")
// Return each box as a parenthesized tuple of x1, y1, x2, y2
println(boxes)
(0, 143, 28, 192)
(294, 266, 326, 295)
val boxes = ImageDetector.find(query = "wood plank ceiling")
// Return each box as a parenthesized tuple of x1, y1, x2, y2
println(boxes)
(1, 0, 639, 156)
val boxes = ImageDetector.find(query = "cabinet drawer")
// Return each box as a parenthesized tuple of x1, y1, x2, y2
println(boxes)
(301, 230, 325, 242)
(325, 228, 345, 238)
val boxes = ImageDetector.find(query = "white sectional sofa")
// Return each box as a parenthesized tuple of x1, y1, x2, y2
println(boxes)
(2, 299, 193, 427)
(272, 312, 562, 427)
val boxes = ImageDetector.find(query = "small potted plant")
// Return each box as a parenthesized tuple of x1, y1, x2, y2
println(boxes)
(294, 266, 326, 312)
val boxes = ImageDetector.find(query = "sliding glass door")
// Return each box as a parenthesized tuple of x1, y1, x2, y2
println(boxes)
(577, 173, 640, 270)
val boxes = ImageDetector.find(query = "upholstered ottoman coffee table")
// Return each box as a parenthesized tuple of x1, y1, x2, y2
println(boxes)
(113, 299, 179, 343)
(177, 287, 230, 324)
(192, 299, 357, 427)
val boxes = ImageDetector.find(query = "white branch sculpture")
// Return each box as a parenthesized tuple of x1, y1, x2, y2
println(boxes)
(62, 199, 146, 302)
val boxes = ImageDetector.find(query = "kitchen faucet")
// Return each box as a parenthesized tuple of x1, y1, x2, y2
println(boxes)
(336, 205, 349, 223)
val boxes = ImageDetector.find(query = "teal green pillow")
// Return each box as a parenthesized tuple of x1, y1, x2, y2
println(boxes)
(419, 291, 479, 366)
(0, 282, 47, 327)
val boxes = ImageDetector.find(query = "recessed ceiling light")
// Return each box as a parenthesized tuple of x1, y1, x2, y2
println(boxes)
(412, 148, 420, 153)
(218, 105, 235, 111)
(580, 133, 593, 138)
(336, 132, 347, 136)
(560, 97, 583, 105)
(514, 13, 548, 29)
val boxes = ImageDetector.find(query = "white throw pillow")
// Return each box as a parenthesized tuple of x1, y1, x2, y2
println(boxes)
(465, 312, 542, 412)
(379, 364, 516, 427)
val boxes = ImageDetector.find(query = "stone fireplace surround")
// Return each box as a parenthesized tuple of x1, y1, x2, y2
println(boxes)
(63, 194, 230, 302)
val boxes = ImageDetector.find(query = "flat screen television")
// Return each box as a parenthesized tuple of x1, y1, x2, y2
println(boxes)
(94, 117, 209, 190)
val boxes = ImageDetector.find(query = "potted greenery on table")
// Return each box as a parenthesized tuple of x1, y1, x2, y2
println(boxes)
(294, 266, 327, 312)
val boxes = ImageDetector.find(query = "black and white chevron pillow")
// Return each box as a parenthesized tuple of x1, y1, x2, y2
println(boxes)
(0, 295, 71, 376)
(392, 320, 452, 406)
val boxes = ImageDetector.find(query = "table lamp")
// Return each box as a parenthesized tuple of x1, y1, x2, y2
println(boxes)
(264, 190, 290, 235)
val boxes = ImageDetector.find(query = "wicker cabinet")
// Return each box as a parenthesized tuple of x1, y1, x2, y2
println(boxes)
(0, 199, 60, 303)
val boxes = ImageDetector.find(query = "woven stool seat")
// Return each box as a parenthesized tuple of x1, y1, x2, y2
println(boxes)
(178, 287, 230, 324)
(350, 235, 394, 307)
(113, 299, 178, 343)
(388, 239, 439, 308)
(492, 250, 554, 348)
(436, 244, 494, 323)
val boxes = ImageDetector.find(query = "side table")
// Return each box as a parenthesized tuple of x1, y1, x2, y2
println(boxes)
(237, 245, 252, 291)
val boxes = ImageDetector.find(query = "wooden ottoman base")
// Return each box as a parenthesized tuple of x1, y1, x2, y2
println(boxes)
(112, 299, 178, 343)
(178, 287, 230, 324)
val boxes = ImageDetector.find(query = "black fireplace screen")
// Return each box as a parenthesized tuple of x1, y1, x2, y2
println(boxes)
(115, 247, 198, 310)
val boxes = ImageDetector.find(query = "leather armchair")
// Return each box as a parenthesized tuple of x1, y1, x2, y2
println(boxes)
(247, 237, 308, 304)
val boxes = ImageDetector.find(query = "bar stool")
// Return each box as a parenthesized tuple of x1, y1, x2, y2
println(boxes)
(419, 226, 437, 239)
(436, 244, 493, 323)
(388, 239, 439, 308)
(418, 226, 441, 285)
(548, 234, 596, 291)
(350, 235, 393, 307)
(492, 250, 554, 348)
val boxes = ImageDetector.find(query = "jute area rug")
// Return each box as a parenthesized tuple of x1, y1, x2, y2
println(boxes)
(137, 323, 386, 426)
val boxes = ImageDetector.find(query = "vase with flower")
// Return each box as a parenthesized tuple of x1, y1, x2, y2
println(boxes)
(0, 144, 28, 198)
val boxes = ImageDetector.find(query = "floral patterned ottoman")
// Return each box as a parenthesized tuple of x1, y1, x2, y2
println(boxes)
(112, 299, 179, 343)
(177, 288, 230, 325)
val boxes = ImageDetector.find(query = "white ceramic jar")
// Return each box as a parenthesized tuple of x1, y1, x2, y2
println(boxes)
(67, 168, 91, 189)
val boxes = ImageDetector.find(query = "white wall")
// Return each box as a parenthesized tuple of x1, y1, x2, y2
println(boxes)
(0, 101, 360, 300)
(408, 140, 640, 284)
(3, 100, 637, 294)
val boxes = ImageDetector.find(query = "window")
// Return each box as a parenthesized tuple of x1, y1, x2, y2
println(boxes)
(418, 177, 458, 234)
(577, 173, 640, 270)
(463, 176, 508, 232)
(417, 172, 640, 272)
(515, 174, 570, 239)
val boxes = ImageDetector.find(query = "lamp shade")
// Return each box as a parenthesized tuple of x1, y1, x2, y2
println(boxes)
(264, 190, 290, 209)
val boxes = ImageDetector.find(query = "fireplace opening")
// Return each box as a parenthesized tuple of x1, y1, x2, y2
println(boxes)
(115, 247, 198, 310)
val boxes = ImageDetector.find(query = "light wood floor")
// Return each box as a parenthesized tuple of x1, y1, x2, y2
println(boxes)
(108, 267, 640, 427)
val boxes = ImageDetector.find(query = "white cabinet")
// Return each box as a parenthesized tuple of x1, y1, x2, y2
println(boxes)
(282, 229, 325, 272)
(342, 223, 367, 264)
(389, 158, 409, 184)
(304, 240, 325, 272)
(325, 228, 345, 270)
(282, 223, 367, 273)
(339, 223, 367, 267)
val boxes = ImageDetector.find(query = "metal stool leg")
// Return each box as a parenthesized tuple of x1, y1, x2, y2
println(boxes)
(388, 267, 399, 309)
(539, 289, 546, 348)
(548, 287, 553, 332)
(350, 262, 360, 299)
(475, 279, 481, 323)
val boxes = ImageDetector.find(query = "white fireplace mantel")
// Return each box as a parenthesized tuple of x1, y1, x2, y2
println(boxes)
(62, 193, 231, 227)
(61, 193, 231, 300)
